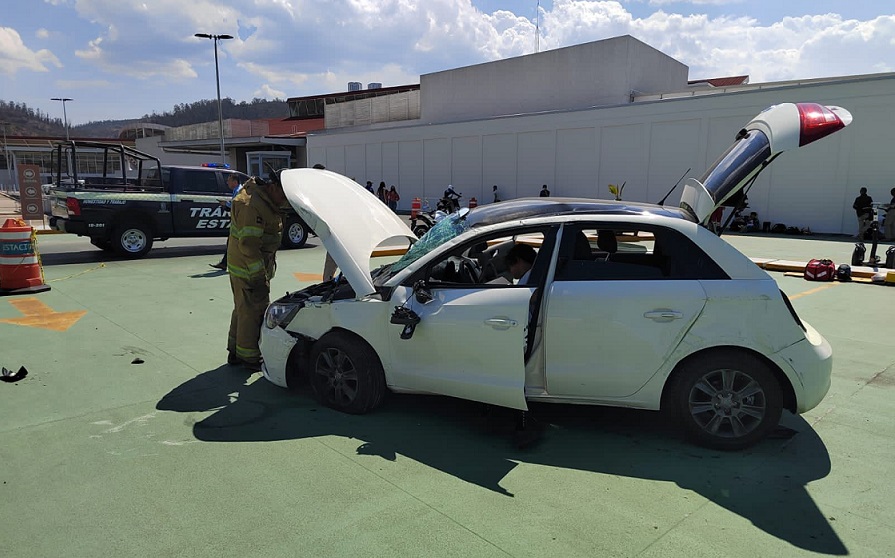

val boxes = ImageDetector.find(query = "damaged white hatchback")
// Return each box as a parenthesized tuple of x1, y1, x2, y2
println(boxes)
(260, 102, 851, 450)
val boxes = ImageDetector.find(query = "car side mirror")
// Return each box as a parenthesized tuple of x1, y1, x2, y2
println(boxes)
(413, 280, 433, 304)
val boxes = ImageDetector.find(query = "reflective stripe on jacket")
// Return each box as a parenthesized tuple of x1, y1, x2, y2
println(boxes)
(226, 178, 282, 283)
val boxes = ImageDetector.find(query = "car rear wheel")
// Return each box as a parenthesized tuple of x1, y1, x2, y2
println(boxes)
(670, 351, 783, 450)
(308, 331, 386, 414)
(281, 217, 308, 249)
(112, 223, 153, 258)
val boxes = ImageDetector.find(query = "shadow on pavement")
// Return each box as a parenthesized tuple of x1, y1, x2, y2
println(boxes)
(157, 366, 846, 555)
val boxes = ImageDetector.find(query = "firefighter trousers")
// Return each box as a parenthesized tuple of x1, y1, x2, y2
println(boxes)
(227, 275, 270, 365)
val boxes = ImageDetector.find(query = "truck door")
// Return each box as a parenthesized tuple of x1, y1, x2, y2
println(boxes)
(171, 168, 234, 236)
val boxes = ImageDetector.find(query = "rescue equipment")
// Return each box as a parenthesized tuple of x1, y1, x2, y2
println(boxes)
(0, 218, 50, 295)
(803, 258, 835, 281)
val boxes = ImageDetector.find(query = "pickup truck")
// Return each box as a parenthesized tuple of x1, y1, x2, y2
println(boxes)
(47, 141, 310, 257)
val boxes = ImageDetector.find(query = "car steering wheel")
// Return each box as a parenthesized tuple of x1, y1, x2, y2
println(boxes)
(457, 257, 480, 284)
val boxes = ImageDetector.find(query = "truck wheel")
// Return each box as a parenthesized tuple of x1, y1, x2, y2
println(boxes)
(281, 217, 308, 249)
(113, 223, 154, 258)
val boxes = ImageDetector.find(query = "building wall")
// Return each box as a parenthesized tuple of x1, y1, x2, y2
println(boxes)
(325, 91, 421, 129)
(307, 74, 895, 234)
(420, 35, 689, 124)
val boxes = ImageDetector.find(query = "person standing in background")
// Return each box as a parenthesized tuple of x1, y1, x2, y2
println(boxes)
(883, 186, 895, 240)
(492, 185, 500, 203)
(377, 181, 387, 203)
(387, 185, 400, 212)
(539, 184, 550, 197)
(852, 187, 873, 238)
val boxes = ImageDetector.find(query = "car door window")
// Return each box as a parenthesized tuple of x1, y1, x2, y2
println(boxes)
(181, 170, 225, 195)
(555, 224, 728, 281)
(420, 229, 552, 287)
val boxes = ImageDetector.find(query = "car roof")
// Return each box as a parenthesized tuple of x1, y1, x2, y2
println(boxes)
(465, 197, 696, 227)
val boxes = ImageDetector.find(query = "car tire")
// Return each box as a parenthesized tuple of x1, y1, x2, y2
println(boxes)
(112, 223, 154, 258)
(669, 351, 783, 451)
(308, 331, 387, 414)
(281, 217, 308, 249)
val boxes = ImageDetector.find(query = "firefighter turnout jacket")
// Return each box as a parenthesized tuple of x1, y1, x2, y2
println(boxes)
(226, 178, 283, 284)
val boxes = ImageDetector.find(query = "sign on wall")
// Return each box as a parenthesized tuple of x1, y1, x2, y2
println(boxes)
(16, 164, 43, 221)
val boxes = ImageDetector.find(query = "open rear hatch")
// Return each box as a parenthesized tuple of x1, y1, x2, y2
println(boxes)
(680, 102, 852, 225)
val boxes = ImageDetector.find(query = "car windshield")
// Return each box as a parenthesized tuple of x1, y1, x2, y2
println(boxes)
(389, 212, 471, 274)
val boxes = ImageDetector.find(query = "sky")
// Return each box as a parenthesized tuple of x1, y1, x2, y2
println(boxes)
(1, 0, 893, 125)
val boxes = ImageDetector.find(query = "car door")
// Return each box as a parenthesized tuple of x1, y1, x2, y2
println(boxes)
(543, 223, 719, 398)
(386, 228, 556, 411)
(171, 168, 233, 236)
(387, 285, 532, 410)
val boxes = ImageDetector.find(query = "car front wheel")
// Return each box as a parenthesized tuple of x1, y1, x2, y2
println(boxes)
(308, 332, 386, 414)
(670, 352, 783, 450)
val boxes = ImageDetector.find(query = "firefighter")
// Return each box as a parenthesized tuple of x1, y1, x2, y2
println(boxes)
(226, 171, 287, 371)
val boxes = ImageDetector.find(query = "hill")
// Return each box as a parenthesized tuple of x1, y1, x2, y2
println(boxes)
(1, 98, 289, 138)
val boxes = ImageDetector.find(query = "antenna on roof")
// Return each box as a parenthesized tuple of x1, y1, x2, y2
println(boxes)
(535, 1, 540, 53)
(657, 168, 690, 206)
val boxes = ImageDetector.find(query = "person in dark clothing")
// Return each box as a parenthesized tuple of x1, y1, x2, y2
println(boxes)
(853, 187, 873, 238)
(539, 184, 550, 197)
(884, 187, 895, 240)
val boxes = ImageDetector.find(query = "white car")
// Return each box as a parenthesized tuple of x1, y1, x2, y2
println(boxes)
(261, 102, 851, 450)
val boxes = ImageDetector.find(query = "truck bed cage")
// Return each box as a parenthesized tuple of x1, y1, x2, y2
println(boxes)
(52, 140, 164, 192)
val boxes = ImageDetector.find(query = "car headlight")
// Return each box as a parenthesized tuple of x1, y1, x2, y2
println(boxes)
(264, 302, 301, 330)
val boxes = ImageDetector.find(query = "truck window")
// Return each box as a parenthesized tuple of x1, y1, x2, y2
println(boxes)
(181, 169, 226, 195)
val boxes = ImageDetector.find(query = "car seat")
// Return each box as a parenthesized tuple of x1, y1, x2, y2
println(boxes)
(596, 230, 618, 260)
(573, 231, 593, 260)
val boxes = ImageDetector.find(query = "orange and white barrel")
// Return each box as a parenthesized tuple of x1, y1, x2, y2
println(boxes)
(468, 197, 478, 209)
(411, 197, 422, 219)
(0, 218, 48, 293)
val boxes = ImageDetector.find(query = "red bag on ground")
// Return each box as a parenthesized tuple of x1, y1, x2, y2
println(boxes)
(804, 259, 835, 281)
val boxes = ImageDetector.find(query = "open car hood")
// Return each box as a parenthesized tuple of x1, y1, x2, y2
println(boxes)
(280, 169, 416, 297)
(680, 103, 852, 224)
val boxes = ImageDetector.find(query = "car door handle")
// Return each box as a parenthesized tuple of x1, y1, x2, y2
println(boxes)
(643, 310, 683, 321)
(484, 317, 518, 330)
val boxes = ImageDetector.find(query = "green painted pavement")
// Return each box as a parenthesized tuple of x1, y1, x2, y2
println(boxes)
(0, 233, 892, 557)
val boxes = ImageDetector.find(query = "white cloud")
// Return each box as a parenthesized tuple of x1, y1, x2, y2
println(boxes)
(0, 27, 62, 75)
(253, 83, 286, 99)
(36, 28, 50, 39)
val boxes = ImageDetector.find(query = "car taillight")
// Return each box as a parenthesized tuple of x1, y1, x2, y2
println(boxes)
(66, 197, 81, 216)
(797, 103, 849, 147)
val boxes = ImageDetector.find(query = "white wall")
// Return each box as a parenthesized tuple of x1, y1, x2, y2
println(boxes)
(307, 74, 895, 234)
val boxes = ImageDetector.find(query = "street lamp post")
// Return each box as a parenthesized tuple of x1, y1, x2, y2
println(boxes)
(195, 33, 234, 165)
(50, 97, 73, 141)
(0, 121, 10, 171)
